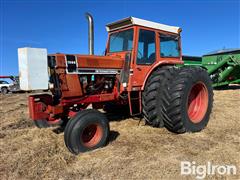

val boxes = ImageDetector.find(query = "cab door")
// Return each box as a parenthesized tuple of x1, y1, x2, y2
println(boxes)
(129, 28, 158, 89)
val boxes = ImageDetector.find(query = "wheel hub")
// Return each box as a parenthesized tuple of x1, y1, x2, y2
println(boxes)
(81, 123, 103, 148)
(187, 82, 209, 123)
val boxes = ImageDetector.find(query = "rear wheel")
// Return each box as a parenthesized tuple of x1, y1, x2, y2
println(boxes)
(64, 109, 109, 154)
(161, 67, 213, 133)
(142, 66, 176, 127)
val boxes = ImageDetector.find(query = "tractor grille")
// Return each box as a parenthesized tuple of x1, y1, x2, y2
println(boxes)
(66, 55, 77, 73)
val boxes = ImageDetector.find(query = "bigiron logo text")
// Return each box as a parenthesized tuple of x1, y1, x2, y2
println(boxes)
(180, 161, 237, 179)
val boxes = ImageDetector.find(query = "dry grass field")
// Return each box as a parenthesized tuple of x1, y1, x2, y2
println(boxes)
(0, 87, 240, 179)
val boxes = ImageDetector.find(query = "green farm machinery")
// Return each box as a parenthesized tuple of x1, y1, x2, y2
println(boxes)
(182, 49, 240, 88)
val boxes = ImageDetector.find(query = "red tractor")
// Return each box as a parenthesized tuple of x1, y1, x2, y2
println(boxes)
(26, 14, 213, 154)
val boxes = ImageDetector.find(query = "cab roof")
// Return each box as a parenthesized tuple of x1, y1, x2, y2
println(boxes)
(106, 17, 181, 34)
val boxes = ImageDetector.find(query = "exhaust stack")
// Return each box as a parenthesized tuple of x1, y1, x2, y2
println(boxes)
(85, 13, 94, 55)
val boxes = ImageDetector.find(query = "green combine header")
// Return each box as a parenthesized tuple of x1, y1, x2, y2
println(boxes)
(182, 49, 240, 88)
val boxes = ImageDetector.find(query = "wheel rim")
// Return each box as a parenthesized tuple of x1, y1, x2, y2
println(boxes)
(187, 82, 209, 123)
(81, 123, 103, 148)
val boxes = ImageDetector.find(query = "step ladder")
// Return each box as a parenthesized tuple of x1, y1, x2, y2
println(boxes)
(128, 91, 142, 116)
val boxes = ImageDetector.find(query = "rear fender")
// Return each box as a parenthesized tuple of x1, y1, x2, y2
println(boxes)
(141, 60, 183, 90)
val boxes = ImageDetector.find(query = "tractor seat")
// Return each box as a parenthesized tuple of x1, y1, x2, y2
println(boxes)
(148, 53, 156, 62)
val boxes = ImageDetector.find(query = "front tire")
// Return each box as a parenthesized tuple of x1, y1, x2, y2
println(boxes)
(1, 87, 8, 95)
(64, 109, 109, 154)
(161, 67, 213, 133)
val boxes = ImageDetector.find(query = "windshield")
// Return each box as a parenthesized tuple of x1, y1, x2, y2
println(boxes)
(0, 81, 9, 84)
(109, 29, 133, 53)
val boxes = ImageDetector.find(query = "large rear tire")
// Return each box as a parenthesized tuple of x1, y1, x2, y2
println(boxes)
(142, 66, 176, 127)
(161, 67, 213, 133)
(64, 109, 109, 154)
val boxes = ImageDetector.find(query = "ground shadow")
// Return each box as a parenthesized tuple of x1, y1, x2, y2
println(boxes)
(104, 112, 130, 122)
(52, 111, 143, 134)
(108, 130, 120, 143)
(104, 111, 143, 122)
(52, 127, 120, 143)
(214, 85, 240, 91)
(52, 126, 65, 134)
(50, 113, 126, 134)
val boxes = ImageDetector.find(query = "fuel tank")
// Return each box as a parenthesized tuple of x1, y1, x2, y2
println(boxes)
(18, 47, 49, 91)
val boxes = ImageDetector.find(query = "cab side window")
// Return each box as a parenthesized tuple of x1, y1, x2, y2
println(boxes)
(160, 34, 180, 57)
(137, 29, 156, 65)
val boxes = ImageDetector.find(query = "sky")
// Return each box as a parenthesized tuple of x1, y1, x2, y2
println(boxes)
(0, 0, 239, 76)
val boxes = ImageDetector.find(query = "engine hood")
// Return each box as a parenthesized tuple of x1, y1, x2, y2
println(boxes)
(52, 54, 125, 70)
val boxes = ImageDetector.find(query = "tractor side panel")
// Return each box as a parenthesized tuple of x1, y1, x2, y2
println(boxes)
(54, 55, 83, 98)
(52, 54, 124, 100)
(76, 55, 124, 69)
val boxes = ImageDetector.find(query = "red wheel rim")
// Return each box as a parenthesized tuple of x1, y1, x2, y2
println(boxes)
(187, 82, 209, 123)
(81, 123, 103, 148)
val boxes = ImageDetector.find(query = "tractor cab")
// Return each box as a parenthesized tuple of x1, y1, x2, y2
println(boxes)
(105, 17, 183, 88)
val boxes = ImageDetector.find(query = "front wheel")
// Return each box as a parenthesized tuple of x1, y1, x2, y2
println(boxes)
(1, 87, 8, 95)
(64, 109, 109, 154)
(161, 67, 213, 133)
